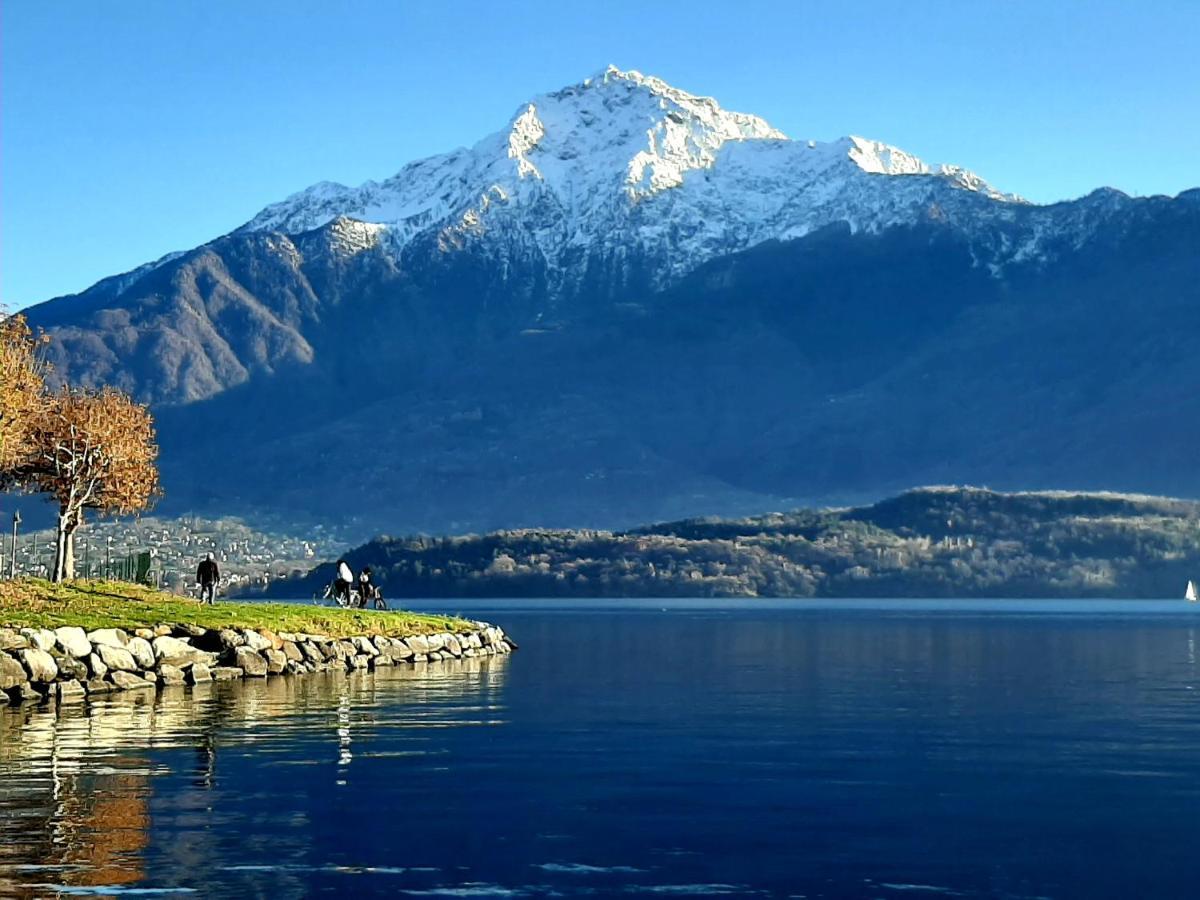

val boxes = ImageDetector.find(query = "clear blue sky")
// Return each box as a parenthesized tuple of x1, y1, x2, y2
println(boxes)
(3, 0, 1197, 308)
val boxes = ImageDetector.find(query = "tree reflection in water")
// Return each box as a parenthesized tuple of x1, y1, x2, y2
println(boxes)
(0, 656, 509, 897)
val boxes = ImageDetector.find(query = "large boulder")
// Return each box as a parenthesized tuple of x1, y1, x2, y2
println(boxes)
(86, 652, 108, 678)
(404, 635, 431, 655)
(211, 666, 244, 681)
(0, 653, 29, 690)
(152, 635, 192, 660)
(87, 628, 130, 649)
(126, 637, 156, 670)
(56, 680, 86, 702)
(158, 664, 187, 686)
(17, 647, 58, 683)
(110, 670, 154, 691)
(281, 641, 304, 662)
(96, 643, 138, 673)
(188, 663, 213, 684)
(54, 654, 88, 682)
(233, 647, 267, 677)
(0, 629, 28, 651)
(53, 627, 92, 658)
(263, 649, 287, 674)
(443, 635, 463, 657)
(258, 629, 284, 651)
(85, 678, 114, 694)
(301, 642, 326, 664)
(241, 630, 273, 652)
(351, 636, 379, 657)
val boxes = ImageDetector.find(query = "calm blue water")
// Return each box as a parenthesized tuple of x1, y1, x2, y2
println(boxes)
(4, 599, 1200, 898)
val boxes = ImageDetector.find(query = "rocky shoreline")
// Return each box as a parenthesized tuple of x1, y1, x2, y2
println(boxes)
(0, 622, 516, 707)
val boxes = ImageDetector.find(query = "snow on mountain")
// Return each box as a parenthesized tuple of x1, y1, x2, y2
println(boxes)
(238, 66, 1031, 290)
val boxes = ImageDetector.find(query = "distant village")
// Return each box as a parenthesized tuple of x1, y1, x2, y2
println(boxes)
(3, 514, 346, 598)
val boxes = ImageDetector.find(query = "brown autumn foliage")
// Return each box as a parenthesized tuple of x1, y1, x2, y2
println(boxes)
(0, 312, 49, 477)
(16, 387, 161, 581)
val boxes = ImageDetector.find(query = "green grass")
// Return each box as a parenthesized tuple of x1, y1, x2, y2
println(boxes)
(0, 578, 473, 638)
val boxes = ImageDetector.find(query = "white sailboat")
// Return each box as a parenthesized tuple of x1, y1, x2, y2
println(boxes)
(1187, 580, 1198, 603)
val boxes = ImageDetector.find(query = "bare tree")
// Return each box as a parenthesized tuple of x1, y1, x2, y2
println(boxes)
(17, 388, 161, 581)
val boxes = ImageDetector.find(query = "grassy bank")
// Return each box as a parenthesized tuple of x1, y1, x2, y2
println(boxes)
(0, 578, 472, 638)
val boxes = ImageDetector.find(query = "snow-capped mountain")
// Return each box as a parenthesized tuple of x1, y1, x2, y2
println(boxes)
(21, 66, 1200, 538)
(239, 66, 1027, 292)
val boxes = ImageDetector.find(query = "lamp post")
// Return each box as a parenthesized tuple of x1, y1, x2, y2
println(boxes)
(105, 536, 112, 580)
(9, 511, 20, 580)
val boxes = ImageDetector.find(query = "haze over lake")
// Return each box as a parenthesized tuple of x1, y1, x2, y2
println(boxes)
(5, 600, 1200, 898)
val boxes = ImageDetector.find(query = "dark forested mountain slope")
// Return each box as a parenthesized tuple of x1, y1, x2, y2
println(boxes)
(251, 487, 1200, 599)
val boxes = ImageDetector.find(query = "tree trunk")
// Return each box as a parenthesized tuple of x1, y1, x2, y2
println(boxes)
(52, 512, 69, 582)
(51, 509, 78, 582)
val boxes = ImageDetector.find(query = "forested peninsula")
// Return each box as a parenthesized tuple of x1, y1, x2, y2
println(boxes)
(254, 487, 1200, 600)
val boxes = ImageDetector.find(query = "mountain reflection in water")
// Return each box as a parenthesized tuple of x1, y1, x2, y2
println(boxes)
(5, 603, 1200, 898)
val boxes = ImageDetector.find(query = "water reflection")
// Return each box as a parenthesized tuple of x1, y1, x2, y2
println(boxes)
(0, 656, 508, 898)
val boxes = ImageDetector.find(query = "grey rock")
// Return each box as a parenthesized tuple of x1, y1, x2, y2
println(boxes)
(426, 633, 446, 652)
(281, 640, 304, 662)
(428, 650, 443, 661)
(110, 670, 155, 690)
(211, 666, 244, 681)
(334, 640, 357, 659)
(154, 624, 174, 637)
(373, 654, 394, 667)
(218, 629, 245, 650)
(53, 627, 92, 658)
(56, 680, 86, 702)
(85, 678, 114, 694)
(233, 646, 267, 677)
(404, 635, 431, 655)
(127, 637, 156, 670)
(152, 635, 193, 661)
(372, 635, 392, 654)
(158, 664, 186, 686)
(242, 630, 273, 652)
(21, 628, 57, 652)
(0, 653, 29, 690)
(277, 631, 297, 643)
(301, 642, 325, 664)
(189, 663, 213, 684)
(351, 636, 379, 657)
(87, 628, 130, 649)
(132, 628, 155, 640)
(97, 643, 138, 672)
(412, 653, 428, 663)
(87, 652, 109, 678)
(263, 649, 287, 674)
(463, 648, 477, 658)
(444, 635, 463, 657)
(285, 659, 307, 675)
(55, 655, 89, 681)
(173, 623, 208, 639)
(0, 628, 28, 651)
(17, 647, 58, 683)
(349, 654, 369, 670)
(391, 642, 414, 660)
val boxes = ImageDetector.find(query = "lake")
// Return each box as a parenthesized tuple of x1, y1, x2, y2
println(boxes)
(4, 599, 1200, 898)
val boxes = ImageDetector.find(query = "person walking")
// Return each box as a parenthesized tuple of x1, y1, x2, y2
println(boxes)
(334, 558, 354, 605)
(197, 552, 220, 605)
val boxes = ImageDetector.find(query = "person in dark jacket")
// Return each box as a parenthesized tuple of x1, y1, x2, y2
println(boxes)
(197, 552, 220, 605)
(358, 566, 376, 609)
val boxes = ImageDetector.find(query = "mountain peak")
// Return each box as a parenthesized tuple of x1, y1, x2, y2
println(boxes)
(237, 66, 1037, 292)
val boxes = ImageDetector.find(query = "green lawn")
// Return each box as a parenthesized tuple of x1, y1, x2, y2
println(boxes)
(0, 578, 473, 638)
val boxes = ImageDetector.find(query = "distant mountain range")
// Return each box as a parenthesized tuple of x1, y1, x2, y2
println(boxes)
(249, 487, 1200, 600)
(22, 66, 1200, 538)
